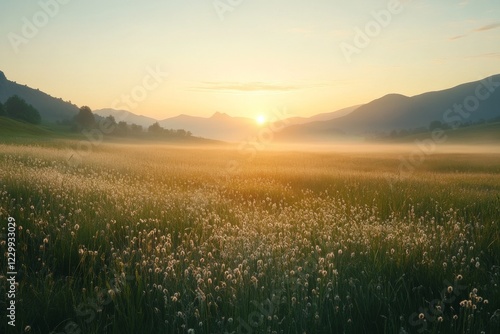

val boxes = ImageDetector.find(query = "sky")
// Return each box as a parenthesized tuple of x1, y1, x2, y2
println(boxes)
(1, 0, 499, 120)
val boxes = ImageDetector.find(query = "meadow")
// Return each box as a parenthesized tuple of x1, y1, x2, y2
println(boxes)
(0, 140, 499, 334)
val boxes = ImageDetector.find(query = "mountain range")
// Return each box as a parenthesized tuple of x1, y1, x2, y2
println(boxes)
(91, 109, 260, 141)
(96, 75, 500, 142)
(276, 74, 500, 141)
(93, 108, 157, 128)
(1, 69, 499, 142)
(330, 75, 500, 132)
(93, 104, 361, 141)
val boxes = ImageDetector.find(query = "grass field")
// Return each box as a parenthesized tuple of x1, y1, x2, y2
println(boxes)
(0, 139, 499, 333)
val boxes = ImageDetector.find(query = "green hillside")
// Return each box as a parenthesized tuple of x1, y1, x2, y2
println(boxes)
(0, 116, 55, 140)
(0, 117, 221, 146)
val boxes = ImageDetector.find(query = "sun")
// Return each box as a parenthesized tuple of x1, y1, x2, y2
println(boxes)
(256, 115, 267, 125)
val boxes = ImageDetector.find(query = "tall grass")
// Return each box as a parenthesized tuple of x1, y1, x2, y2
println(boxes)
(0, 142, 499, 333)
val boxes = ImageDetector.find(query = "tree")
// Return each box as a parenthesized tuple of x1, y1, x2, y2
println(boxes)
(4, 95, 41, 124)
(116, 121, 129, 135)
(176, 129, 187, 137)
(102, 115, 117, 134)
(74, 106, 95, 129)
(130, 123, 143, 133)
(429, 120, 450, 131)
(105, 115, 117, 126)
(490, 115, 500, 123)
(148, 122, 163, 133)
(398, 129, 409, 137)
(0, 101, 4, 117)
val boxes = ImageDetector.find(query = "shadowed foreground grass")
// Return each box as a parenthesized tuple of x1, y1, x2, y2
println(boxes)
(0, 142, 499, 333)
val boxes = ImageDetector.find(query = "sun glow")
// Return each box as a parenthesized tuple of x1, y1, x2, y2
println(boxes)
(256, 115, 267, 125)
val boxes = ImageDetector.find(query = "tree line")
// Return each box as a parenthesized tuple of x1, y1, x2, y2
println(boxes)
(72, 106, 192, 139)
(0, 96, 193, 139)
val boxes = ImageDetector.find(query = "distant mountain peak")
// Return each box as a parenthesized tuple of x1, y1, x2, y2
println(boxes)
(173, 113, 193, 119)
(379, 93, 409, 100)
(211, 111, 230, 119)
(0, 70, 6, 81)
(94, 108, 157, 128)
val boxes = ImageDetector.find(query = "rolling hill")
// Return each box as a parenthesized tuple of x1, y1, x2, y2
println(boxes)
(0, 70, 79, 123)
(278, 74, 500, 140)
(337, 75, 500, 132)
(0, 116, 55, 139)
(285, 105, 361, 125)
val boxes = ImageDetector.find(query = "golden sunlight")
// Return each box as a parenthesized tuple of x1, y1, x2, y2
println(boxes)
(256, 114, 267, 125)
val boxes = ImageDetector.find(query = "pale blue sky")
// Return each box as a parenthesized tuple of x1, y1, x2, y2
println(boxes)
(1, 0, 499, 119)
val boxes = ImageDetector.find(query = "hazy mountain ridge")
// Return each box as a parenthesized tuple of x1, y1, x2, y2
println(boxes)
(0, 70, 79, 123)
(158, 112, 258, 142)
(91, 107, 361, 142)
(278, 74, 500, 141)
(354, 75, 500, 129)
(94, 108, 157, 128)
(285, 105, 360, 125)
(2, 70, 499, 143)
